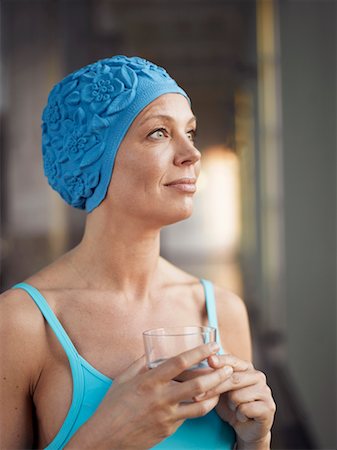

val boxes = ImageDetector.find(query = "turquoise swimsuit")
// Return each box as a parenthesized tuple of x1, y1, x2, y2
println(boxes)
(13, 279, 236, 449)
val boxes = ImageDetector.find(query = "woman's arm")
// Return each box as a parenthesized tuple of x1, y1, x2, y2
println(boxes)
(0, 290, 45, 449)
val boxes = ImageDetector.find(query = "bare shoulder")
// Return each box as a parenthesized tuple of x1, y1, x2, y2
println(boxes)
(0, 287, 47, 384)
(0, 286, 46, 327)
(213, 285, 249, 323)
(213, 284, 252, 362)
(0, 288, 48, 448)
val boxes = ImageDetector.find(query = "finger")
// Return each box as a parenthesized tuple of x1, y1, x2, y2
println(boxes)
(176, 396, 219, 420)
(237, 400, 276, 424)
(208, 354, 253, 372)
(173, 366, 213, 383)
(151, 342, 220, 382)
(170, 365, 233, 404)
(228, 383, 274, 411)
(193, 368, 262, 399)
(227, 385, 267, 411)
(115, 354, 147, 384)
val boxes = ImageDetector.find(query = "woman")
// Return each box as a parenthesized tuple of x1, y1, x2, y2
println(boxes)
(0, 55, 275, 449)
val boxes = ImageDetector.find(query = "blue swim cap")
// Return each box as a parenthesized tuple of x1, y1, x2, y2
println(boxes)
(41, 55, 189, 212)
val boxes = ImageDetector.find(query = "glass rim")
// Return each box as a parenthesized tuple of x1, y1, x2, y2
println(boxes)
(143, 326, 216, 337)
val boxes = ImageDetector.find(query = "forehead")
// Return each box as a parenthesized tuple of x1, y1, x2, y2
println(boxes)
(136, 93, 195, 126)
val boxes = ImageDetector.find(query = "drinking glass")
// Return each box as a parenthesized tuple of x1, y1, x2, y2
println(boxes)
(143, 326, 216, 371)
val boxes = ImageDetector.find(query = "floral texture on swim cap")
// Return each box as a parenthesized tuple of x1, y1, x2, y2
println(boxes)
(41, 55, 189, 211)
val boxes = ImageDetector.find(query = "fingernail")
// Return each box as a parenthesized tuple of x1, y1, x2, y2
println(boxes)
(209, 342, 220, 352)
(211, 355, 219, 365)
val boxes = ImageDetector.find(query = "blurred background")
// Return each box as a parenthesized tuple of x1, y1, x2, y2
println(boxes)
(0, 0, 336, 448)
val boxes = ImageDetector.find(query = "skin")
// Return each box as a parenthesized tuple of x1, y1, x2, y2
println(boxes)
(0, 93, 275, 449)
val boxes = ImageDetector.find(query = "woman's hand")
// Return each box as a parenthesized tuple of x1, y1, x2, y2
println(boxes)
(197, 354, 276, 449)
(66, 343, 234, 450)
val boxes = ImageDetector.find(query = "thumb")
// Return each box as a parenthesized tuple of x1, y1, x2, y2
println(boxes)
(115, 354, 148, 384)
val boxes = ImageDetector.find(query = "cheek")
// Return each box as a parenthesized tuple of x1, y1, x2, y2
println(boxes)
(112, 154, 167, 200)
(141, 157, 167, 187)
(131, 149, 169, 186)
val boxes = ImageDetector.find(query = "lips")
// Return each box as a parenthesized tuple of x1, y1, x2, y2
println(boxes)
(164, 177, 197, 193)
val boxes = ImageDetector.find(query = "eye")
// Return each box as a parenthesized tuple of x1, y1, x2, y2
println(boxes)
(186, 129, 197, 142)
(148, 128, 168, 140)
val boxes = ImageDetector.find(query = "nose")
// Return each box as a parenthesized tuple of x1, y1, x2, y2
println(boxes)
(173, 136, 201, 167)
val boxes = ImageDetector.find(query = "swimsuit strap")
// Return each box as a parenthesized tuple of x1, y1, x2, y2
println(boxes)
(12, 282, 85, 450)
(200, 278, 225, 354)
(13, 282, 79, 359)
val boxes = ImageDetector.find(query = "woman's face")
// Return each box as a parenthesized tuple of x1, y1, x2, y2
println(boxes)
(105, 93, 201, 227)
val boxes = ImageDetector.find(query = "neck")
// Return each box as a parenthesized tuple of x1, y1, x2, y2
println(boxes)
(68, 207, 162, 300)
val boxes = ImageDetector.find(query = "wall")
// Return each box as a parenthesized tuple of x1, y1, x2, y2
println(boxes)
(279, 1, 336, 447)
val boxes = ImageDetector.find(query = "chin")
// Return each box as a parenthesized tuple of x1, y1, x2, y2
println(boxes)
(161, 202, 194, 226)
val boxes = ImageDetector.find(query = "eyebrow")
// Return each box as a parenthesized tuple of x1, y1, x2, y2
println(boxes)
(138, 113, 197, 127)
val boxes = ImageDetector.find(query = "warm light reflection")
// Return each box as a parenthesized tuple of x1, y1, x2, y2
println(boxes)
(198, 146, 241, 255)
